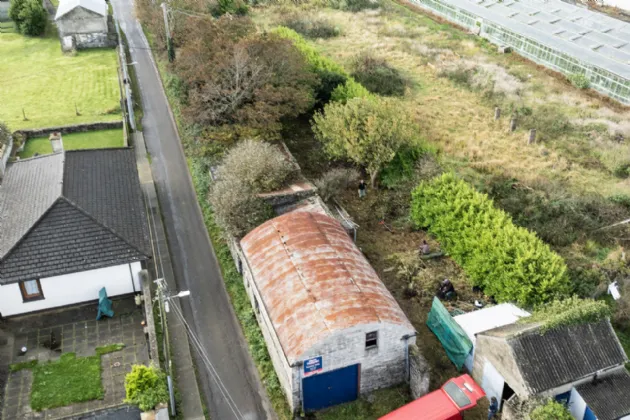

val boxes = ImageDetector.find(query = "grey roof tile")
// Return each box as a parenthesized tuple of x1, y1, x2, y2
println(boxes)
(576, 369, 630, 420)
(0, 148, 150, 284)
(0, 154, 64, 257)
(497, 320, 628, 393)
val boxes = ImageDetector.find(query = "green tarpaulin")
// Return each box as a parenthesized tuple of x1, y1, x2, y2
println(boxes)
(426, 297, 473, 370)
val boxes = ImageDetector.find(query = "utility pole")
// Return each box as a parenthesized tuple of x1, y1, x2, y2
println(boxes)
(161, 3, 175, 62)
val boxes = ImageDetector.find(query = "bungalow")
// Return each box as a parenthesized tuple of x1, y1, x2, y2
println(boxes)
(0, 146, 150, 317)
(472, 320, 630, 420)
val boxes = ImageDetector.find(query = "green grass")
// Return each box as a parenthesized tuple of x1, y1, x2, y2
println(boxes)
(317, 385, 410, 420)
(31, 353, 103, 411)
(50, 0, 60, 7)
(0, 33, 120, 131)
(95, 343, 125, 356)
(19, 129, 124, 158)
(9, 359, 39, 372)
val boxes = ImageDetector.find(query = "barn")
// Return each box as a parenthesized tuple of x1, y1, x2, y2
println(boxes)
(54, 0, 115, 49)
(239, 211, 416, 413)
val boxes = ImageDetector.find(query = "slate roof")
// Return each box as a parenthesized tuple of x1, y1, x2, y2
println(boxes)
(483, 320, 628, 394)
(55, 0, 107, 20)
(0, 149, 150, 284)
(576, 369, 630, 420)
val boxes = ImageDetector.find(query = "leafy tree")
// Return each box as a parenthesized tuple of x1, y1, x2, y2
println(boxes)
(176, 18, 315, 140)
(410, 173, 570, 306)
(530, 400, 573, 420)
(312, 97, 418, 187)
(16, 0, 47, 36)
(9, 0, 27, 28)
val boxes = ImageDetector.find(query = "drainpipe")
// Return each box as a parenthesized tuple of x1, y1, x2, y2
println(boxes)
(128, 263, 136, 293)
(402, 332, 418, 382)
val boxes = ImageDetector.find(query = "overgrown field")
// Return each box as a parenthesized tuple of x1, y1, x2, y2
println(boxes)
(0, 33, 120, 130)
(19, 129, 124, 158)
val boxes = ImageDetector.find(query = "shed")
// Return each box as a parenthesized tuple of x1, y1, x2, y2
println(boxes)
(572, 369, 630, 420)
(55, 0, 113, 49)
(472, 319, 628, 412)
(453, 304, 530, 371)
(240, 211, 416, 413)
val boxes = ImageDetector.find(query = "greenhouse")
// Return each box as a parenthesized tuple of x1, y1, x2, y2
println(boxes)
(409, 0, 630, 104)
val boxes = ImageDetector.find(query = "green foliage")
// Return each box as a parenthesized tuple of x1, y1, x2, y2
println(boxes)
(211, 0, 248, 16)
(8, 0, 26, 27)
(124, 365, 169, 412)
(15, 0, 46, 36)
(380, 145, 426, 189)
(568, 73, 590, 90)
(9, 359, 38, 372)
(314, 167, 360, 201)
(31, 353, 103, 411)
(568, 266, 604, 298)
(95, 343, 125, 355)
(274, 26, 371, 105)
(613, 162, 630, 179)
(410, 173, 570, 306)
(313, 97, 420, 187)
(525, 296, 612, 333)
(328, 0, 381, 12)
(351, 54, 408, 97)
(530, 400, 573, 420)
(330, 78, 373, 103)
(610, 194, 630, 209)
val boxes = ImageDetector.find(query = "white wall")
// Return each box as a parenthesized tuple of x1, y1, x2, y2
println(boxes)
(57, 7, 107, 36)
(0, 262, 142, 317)
(481, 360, 506, 410)
(569, 388, 586, 420)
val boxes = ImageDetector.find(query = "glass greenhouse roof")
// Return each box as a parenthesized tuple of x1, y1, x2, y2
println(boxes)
(444, 0, 630, 79)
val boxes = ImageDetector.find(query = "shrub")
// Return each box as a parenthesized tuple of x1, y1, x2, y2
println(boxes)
(8, 0, 26, 27)
(330, 0, 381, 12)
(524, 296, 611, 333)
(613, 162, 630, 179)
(124, 365, 169, 412)
(317, 71, 348, 104)
(211, 0, 249, 16)
(209, 177, 274, 238)
(530, 400, 573, 420)
(410, 173, 570, 306)
(351, 54, 408, 97)
(282, 15, 341, 39)
(313, 97, 420, 187)
(568, 73, 590, 90)
(330, 78, 373, 103)
(217, 140, 296, 193)
(314, 168, 360, 201)
(380, 145, 428, 189)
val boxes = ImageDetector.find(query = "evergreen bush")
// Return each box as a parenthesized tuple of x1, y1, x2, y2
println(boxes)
(124, 365, 169, 412)
(410, 173, 570, 305)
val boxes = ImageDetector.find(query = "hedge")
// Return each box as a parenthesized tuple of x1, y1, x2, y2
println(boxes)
(273, 26, 372, 103)
(410, 173, 570, 306)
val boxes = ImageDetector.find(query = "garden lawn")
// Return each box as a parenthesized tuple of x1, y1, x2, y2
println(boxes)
(0, 33, 120, 131)
(19, 129, 124, 158)
(31, 353, 103, 411)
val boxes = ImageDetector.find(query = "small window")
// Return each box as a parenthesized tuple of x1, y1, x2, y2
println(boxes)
(365, 331, 378, 349)
(19, 280, 44, 302)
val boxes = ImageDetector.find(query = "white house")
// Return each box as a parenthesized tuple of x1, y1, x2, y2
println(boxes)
(239, 211, 416, 413)
(0, 146, 150, 317)
(55, 0, 114, 49)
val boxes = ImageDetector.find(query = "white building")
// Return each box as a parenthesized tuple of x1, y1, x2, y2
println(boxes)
(239, 211, 416, 413)
(0, 146, 150, 317)
(55, 0, 113, 49)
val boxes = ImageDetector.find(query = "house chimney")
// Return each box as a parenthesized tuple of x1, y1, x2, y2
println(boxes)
(49, 132, 63, 153)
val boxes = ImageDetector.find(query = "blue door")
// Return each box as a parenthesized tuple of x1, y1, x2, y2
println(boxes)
(302, 364, 360, 412)
(584, 407, 597, 420)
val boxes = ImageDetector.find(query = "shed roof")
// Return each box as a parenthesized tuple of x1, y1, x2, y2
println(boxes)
(412, 0, 630, 79)
(55, 0, 107, 20)
(481, 320, 628, 393)
(576, 369, 630, 420)
(240, 211, 413, 364)
(454, 304, 530, 345)
(0, 149, 150, 283)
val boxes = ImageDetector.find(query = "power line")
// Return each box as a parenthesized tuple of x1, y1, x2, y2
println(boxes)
(168, 300, 244, 420)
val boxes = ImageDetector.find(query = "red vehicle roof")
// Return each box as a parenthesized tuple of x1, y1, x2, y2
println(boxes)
(379, 375, 486, 420)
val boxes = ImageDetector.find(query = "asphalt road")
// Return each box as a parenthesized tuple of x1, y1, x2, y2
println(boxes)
(110, 1, 272, 419)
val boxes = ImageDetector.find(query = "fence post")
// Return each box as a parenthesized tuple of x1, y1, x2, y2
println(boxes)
(528, 129, 536, 144)
(494, 107, 501, 120)
(509, 117, 517, 132)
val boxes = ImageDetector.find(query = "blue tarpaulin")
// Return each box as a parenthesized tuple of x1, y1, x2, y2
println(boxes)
(426, 297, 473, 370)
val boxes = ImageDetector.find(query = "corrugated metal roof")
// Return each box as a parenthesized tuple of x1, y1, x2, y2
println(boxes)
(240, 211, 413, 363)
(55, 0, 107, 20)
(576, 369, 630, 420)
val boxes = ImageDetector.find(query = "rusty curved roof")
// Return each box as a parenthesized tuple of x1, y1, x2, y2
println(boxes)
(240, 211, 413, 363)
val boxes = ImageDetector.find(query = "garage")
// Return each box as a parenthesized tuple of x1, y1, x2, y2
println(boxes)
(303, 364, 360, 412)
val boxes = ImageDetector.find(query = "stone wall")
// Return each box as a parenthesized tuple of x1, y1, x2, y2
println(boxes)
(57, 7, 107, 36)
(409, 344, 430, 399)
(14, 121, 123, 141)
(75, 31, 116, 49)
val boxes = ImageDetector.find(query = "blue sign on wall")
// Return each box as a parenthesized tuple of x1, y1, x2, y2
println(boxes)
(303, 356, 323, 376)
